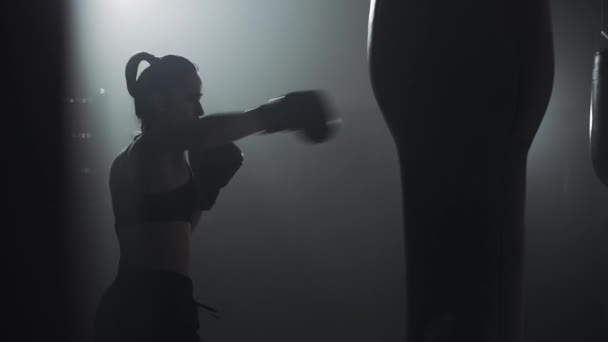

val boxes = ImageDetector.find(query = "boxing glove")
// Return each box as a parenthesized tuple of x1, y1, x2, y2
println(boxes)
(261, 90, 338, 143)
(189, 143, 244, 211)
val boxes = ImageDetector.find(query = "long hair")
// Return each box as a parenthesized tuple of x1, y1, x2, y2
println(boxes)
(125, 52, 198, 131)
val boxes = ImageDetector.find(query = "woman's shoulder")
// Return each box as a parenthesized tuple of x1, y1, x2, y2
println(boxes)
(110, 142, 137, 188)
(116, 133, 148, 164)
(111, 134, 162, 186)
(112, 141, 134, 168)
(128, 132, 161, 160)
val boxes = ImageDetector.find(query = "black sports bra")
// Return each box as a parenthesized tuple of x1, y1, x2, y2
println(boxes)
(114, 178, 198, 227)
(111, 141, 199, 227)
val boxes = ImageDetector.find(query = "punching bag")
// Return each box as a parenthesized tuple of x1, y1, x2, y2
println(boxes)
(367, 1, 554, 341)
(590, 48, 608, 187)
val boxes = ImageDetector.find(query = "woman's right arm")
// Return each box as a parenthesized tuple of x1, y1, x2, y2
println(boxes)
(141, 90, 334, 154)
(141, 101, 280, 153)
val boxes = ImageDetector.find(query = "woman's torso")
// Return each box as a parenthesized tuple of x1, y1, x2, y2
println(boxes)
(109, 135, 198, 276)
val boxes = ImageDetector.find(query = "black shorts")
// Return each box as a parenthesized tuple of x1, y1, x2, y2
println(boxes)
(94, 270, 200, 342)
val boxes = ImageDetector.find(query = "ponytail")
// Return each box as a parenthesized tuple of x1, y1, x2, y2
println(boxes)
(125, 52, 160, 98)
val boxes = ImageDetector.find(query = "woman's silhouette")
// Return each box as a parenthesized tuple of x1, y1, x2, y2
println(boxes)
(368, 0, 554, 341)
(93, 52, 334, 342)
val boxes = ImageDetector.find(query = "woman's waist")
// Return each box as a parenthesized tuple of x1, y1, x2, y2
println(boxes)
(112, 268, 193, 291)
(102, 268, 196, 313)
(117, 222, 193, 276)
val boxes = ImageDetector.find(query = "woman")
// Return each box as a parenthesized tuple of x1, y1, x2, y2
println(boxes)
(368, 0, 554, 341)
(93, 52, 334, 342)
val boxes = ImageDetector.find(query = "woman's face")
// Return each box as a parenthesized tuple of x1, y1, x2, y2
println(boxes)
(166, 72, 204, 121)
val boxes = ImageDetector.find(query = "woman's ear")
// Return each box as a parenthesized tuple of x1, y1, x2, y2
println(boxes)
(150, 91, 169, 112)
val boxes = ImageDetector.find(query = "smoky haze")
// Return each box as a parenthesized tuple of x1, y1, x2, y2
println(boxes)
(65, 1, 607, 341)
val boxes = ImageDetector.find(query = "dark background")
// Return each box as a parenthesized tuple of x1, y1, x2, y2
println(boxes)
(5, 1, 607, 341)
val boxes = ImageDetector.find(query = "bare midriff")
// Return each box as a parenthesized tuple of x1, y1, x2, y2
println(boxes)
(116, 222, 193, 276)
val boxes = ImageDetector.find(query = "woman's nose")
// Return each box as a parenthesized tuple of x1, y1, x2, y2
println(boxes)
(196, 102, 205, 117)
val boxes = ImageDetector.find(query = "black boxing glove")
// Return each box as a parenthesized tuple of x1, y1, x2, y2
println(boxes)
(260, 90, 337, 143)
(189, 143, 244, 211)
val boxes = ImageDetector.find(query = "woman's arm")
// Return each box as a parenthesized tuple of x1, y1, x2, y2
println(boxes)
(141, 105, 274, 154)
(140, 90, 333, 154)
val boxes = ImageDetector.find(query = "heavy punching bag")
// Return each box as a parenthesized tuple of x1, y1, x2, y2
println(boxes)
(591, 48, 608, 187)
(367, 1, 554, 341)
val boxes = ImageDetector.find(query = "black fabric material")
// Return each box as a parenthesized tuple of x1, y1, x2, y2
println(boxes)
(190, 143, 244, 211)
(113, 178, 199, 225)
(94, 270, 200, 342)
(135, 177, 198, 223)
(111, 141, 200, 226)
